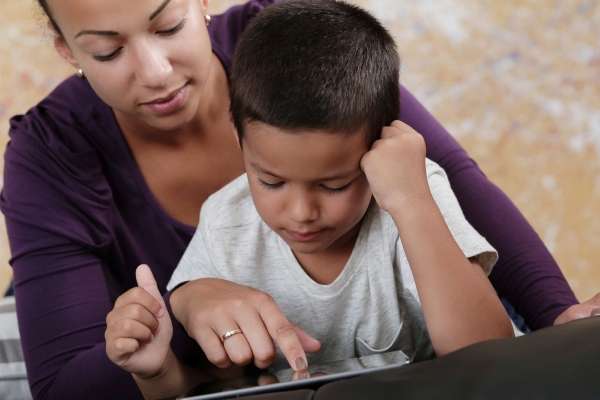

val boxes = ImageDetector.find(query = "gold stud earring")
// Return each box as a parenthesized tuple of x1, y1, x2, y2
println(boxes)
(205, 14, 211, 26)
(77, 68, 85, 79)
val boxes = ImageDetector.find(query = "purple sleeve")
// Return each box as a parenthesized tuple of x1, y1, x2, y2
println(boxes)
(1, 118, 143, 399)
(398, 85, 578, 329)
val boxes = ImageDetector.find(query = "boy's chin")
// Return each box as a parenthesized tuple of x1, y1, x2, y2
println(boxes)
(286, 239, 331, 255)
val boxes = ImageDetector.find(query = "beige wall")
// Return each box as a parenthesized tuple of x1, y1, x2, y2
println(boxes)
(1, 0, 598, 300)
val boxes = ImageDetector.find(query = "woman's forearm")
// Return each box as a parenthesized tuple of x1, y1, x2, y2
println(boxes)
(398, 84, 578, 328)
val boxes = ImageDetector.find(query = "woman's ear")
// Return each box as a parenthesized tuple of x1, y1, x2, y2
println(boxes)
(53, 34, 79, 69)
(229, 113, 242, 149)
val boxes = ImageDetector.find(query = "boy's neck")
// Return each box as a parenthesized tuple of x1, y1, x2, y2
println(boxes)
(292, 222, 362, 285)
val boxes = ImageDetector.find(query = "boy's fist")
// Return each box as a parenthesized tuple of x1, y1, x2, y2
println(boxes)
(361, 120, 429, 214)
(105, 264, 173, 378)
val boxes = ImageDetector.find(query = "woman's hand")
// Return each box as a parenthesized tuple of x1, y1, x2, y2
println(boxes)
(170, 278, 321, 371)
(361, 120, 429, 215)
(554, 293, 600, 325)
(105, 265, 173, 378)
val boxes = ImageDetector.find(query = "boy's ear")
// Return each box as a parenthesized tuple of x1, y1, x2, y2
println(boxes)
(54, 35, 79, 70)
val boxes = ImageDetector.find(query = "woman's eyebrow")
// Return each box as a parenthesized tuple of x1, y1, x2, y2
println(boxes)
(75, 30, 118, 39)
(149, 0, 173, 21)
(74, 0, 173, 39)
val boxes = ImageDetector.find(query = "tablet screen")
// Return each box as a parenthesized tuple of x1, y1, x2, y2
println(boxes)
(184, 350, 410, 400)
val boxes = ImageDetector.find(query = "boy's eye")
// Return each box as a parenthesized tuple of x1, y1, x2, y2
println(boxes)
(259, 179, 284, 190)
(93, 47, 123, 62)
(157, 19, 186, 36)
(321, 181, 353, 193)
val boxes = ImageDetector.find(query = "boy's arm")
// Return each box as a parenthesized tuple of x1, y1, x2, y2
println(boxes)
(391, 196, 512, 355)
(106, 265, 199, 399)
(362, 121, 513, 356)
(398, 85, 579, 328)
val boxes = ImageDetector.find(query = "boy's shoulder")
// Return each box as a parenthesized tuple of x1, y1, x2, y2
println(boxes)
(425, 158, 445, 178)
(199, 174, 260, 230)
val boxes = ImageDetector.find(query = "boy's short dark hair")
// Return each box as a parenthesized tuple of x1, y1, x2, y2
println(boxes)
(230, 0, 400, 145)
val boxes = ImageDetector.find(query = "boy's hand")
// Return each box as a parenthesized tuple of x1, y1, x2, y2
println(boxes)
(361, 120, 430, 214)
(105, 265, 173, 378)
(170, 278, 321, 372)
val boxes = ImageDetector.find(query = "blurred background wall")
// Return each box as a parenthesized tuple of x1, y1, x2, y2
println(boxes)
(1, 0, 598, 300)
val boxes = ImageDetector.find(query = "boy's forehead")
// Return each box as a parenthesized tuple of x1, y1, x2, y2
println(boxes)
(243, 123, 369, 179)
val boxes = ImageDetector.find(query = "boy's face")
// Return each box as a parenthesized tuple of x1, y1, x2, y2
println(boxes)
(242, 122, 373, 256)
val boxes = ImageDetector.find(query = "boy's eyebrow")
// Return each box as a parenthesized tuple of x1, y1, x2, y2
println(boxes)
(74, 0, 172, 38)
(250, 163, 284, 179)
(250, 162, 358, 181)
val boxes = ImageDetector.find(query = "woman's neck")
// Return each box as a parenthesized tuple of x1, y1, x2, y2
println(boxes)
(116, 54, 231, 148)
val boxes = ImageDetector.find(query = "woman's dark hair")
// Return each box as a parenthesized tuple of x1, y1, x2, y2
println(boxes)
(230, 0, 400, 146)
(37, 0, 62, 35)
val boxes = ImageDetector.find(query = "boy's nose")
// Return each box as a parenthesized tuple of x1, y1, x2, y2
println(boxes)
(289, 192, 319, 223)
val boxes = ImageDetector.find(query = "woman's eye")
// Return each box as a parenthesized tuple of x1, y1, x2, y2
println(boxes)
(157, 19, 186, 36)
(259, 180, 284, 190)
(93, 47, 123, 62)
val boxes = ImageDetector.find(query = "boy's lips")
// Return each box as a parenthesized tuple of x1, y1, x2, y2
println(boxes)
(285, 229, 325, 242)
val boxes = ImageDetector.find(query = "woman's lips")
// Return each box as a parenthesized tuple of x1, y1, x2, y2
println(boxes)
(142, 82, 189, 116)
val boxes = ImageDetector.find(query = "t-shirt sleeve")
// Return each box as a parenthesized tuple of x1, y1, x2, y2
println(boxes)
(167, 208, 220, 291)
(398, 84, 577, 329)
(425, 160, 498, 275)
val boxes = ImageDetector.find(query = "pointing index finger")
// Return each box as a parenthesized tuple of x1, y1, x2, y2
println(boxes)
(258, 299, 308, 371)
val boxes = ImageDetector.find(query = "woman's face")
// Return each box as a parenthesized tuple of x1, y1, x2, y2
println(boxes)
(49, 0, 214, 131)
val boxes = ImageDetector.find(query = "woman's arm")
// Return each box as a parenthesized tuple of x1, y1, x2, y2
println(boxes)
(5, 243, 144, 399)
(1, 114, 148, 399)
(398, 84, 578, 329)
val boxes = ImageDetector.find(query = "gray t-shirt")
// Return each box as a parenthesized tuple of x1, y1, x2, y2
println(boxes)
(167, 159, 497, 366)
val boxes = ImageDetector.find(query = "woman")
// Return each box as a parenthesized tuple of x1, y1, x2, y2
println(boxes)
(1, 0, 597, 399)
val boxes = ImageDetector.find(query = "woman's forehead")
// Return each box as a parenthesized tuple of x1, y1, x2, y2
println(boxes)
(49, 0, 179, 32)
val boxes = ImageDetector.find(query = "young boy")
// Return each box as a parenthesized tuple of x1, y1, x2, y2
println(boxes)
(105, 0, 512, 397)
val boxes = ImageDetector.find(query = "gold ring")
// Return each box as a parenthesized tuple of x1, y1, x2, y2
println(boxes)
(221, 329, 243, 342)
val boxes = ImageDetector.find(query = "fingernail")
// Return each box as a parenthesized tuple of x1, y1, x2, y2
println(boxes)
(591, 308, 600, 317)
(294, 357, 307, 371)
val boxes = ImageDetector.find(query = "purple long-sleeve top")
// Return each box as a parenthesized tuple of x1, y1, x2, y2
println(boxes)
(0, 0, 577, 399)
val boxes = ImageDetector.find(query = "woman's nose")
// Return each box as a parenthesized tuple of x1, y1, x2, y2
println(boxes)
(135, 40, 172, 88)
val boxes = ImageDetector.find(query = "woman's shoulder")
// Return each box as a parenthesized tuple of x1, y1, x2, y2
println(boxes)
(209, 0, 277, 68)
(7, 75, 113, 157)
(2, 76, 115, 238)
